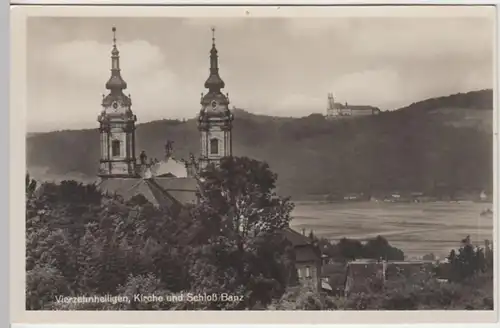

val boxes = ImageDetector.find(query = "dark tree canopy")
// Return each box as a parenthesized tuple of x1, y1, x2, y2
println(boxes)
(25, 157, 296, 310)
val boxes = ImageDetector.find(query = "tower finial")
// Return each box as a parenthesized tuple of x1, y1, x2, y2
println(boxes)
(106, 26, 127, 91)
(112, 26, 117, 46)
(204, 27, 225, 92)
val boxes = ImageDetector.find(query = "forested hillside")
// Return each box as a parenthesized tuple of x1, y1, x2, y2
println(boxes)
(26, 89, 493, 199)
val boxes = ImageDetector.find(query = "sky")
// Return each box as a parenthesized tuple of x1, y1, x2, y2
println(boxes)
(26, 11, 495, 132)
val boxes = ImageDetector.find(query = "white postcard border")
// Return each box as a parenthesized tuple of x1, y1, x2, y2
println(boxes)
(10, 3, 500, 325)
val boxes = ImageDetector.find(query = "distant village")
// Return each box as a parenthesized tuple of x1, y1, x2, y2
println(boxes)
(319, 189, 492, 204)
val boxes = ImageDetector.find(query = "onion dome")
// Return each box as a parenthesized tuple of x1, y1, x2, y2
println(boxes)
(204, 27, 225, 93)
(105, 27, 128, 92)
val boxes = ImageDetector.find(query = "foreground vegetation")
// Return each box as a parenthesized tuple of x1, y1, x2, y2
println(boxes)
(270, 235, 493, 310)
(26, 157, 295, 310)
(25, 156, 494, 310)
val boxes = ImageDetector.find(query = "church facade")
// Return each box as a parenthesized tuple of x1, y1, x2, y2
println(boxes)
(96, 27, 233, 212)
(94, 28, 322, 290)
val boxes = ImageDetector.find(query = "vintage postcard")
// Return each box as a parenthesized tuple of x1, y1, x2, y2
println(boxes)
(10, 3, 498, 325)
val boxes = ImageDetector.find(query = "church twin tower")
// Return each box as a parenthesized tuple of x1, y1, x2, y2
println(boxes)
(97, 27, 233, 178)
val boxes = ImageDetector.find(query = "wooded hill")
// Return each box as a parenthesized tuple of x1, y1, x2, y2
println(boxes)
(26, 89, 493, 199)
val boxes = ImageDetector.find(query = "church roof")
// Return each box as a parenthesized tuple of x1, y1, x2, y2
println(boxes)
(333, 102, 379, 111)
(153, 177, 198, 205)
(97, 178, 182, 210)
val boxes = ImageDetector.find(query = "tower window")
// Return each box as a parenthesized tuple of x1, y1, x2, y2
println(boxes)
(210, 138, 219, 155)
(112, 140, 121, 157)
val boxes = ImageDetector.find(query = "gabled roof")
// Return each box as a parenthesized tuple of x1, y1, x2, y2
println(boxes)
(280, 227, 321, 263)
(281, 227, 311, 247)
(154, 177, 198, 205)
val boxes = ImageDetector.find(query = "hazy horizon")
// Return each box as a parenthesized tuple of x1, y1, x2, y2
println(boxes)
(27, 12, 494, 133)
(25, 87, 493, 134)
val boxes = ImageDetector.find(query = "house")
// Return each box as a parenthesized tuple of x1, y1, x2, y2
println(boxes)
(282, 227, 322, 292)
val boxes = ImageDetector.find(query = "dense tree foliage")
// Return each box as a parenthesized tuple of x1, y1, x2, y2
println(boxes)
(27, 90, 493, 199)
(25, 157, 295, 310)
(446, 235, 492, 283)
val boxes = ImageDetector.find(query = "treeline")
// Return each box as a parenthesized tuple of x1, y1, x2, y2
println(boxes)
(26, 90, 493, 199)
(397, 89, 493, 112)
(306, 231, 405, 262)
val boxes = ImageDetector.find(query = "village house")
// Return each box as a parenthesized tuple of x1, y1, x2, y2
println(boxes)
(281, 227, 323, 292)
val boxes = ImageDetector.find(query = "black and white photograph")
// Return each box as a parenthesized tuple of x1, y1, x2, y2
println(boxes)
(19, 5, 495, 314)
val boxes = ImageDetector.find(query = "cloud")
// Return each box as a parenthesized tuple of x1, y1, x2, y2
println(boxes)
(26, 16, 494, 131)
(28, 39, 180, 131)
(271, 93, 325, 117)
(329, 69, 402, 109)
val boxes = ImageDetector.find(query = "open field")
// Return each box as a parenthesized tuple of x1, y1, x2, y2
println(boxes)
(290, 201, 494, 259)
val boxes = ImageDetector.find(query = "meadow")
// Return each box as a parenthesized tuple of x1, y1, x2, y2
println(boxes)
(290, 201, 493, 259)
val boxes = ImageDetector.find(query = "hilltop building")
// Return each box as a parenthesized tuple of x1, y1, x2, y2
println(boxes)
(325, 93, 381, 119)
(96, 27, 233, 210)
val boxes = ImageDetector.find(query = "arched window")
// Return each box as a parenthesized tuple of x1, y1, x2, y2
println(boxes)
(112, 140, 121, 157)
(210, 138, 219, 155)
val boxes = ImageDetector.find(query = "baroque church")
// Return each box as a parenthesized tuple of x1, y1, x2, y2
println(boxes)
(95, 27, 323, 292)
(96, 27, 233, 214)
